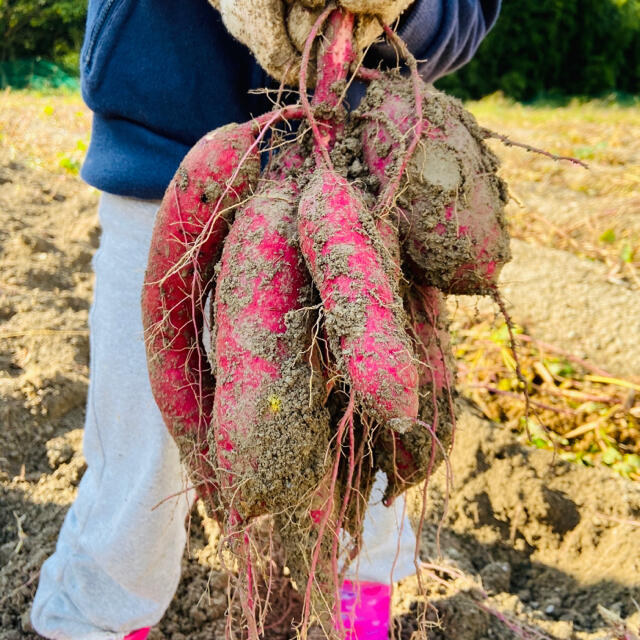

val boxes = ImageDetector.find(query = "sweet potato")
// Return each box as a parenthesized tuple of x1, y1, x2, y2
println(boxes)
(377, 286, 456, 502)
(142, 121, 259, 502)
(298, 166, 419, 432)
(365, 213, 454, 500)
(360, 72, 511, 294)
(139, 14, 519, 635)
(210, 148, 330, 521)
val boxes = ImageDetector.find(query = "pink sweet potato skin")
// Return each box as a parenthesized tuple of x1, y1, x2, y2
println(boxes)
(142, 122, 259, 501)
(210, 148, 329, 521)
(360, 73, 510, 295)
(377, 286, 456, 501)
(297, 167, 419, 430)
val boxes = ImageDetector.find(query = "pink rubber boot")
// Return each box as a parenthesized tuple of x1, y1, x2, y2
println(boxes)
(123, 629, 150, 640)
(339, 580, 391, 640)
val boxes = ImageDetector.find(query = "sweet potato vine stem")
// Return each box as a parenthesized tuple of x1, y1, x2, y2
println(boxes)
(300, 8, 356, 166)
(300, 6, 335, 167)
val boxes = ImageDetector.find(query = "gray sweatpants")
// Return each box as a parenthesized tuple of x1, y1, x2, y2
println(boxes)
(31, 193, 416, 640)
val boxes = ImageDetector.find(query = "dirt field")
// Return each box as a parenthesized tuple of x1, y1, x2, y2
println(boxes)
(0, 91, 639, 639)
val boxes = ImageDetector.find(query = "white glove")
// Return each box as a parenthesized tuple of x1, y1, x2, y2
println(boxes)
(211, 0, 414, 84)
(213, 0, 302, 84)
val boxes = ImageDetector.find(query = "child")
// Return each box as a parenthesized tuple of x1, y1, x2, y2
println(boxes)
(31, 1, 500, 638)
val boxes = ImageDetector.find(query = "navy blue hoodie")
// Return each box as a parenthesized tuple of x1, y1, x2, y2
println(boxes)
(79, 0, 500, 199)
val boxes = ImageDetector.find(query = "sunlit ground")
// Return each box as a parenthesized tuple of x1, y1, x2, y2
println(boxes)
(468, 94, 640, 287)
(1, 88, 638, 477)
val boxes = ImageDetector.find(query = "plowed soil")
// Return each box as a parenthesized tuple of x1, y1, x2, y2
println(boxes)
(1, 93, 638, 640)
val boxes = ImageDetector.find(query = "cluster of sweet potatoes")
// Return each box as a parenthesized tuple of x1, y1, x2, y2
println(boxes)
(141, 7, 510, 633)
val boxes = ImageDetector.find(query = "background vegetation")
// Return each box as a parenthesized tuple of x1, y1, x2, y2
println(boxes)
(437, 0, 640, 100)
(0, 0, 84, 65)
(0, 0, 85, 88)
(1, 0, 639, 96)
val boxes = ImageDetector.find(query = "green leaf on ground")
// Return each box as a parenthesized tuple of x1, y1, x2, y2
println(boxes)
(599, 228, 616, 244)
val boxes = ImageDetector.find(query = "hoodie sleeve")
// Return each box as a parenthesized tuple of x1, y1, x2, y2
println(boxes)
(366, 0, 501, 82)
